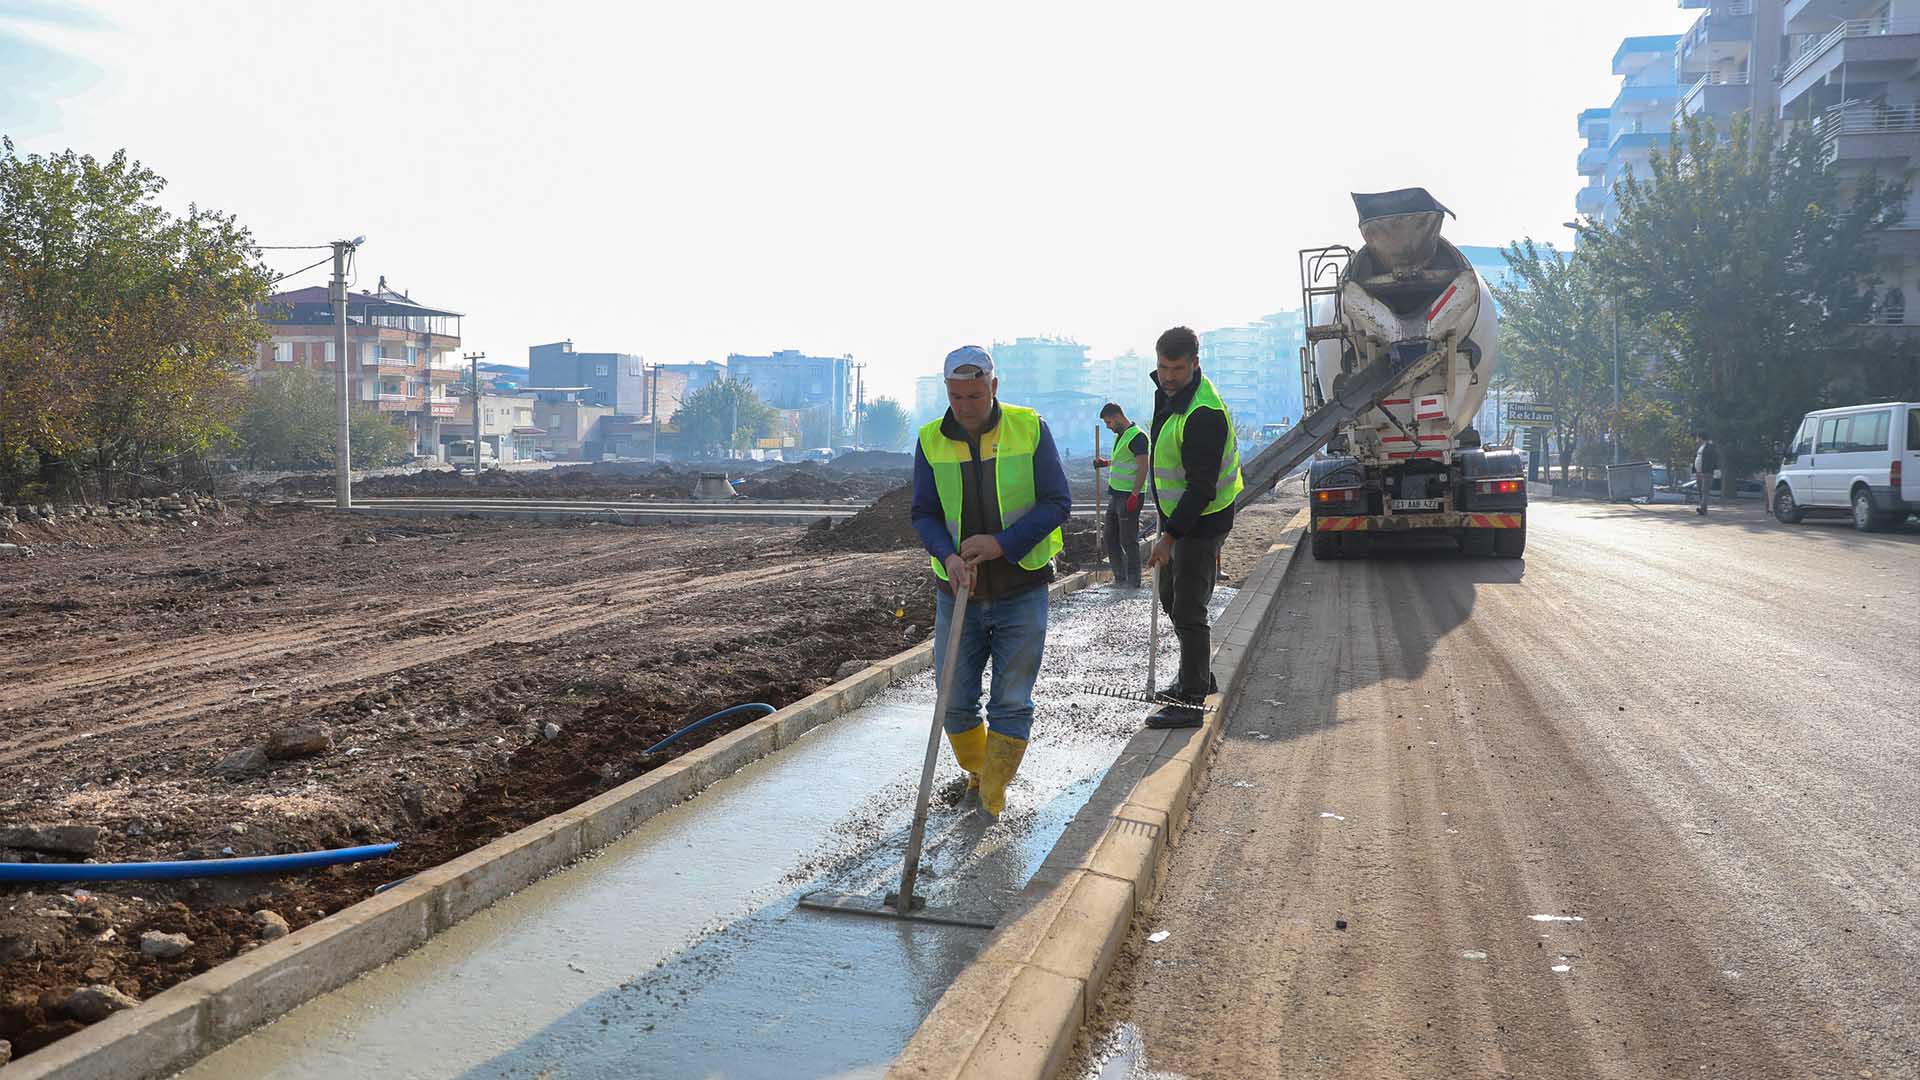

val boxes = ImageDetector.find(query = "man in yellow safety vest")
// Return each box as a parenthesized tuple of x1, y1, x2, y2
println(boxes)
(1092, 402, 1150, 587)
(909, 346, 1072, 815)
(1143, 327, 1243, 729)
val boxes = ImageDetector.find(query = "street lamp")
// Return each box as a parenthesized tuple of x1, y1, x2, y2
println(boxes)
(1564, 221, 1621, 464)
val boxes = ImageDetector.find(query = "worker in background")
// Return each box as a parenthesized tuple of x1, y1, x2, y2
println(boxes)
(1693, 430, 1718, 516)
(1092, 402, 1149, 588)
(910, 346, 1072, 815)
(1143, 327, 1242, 729)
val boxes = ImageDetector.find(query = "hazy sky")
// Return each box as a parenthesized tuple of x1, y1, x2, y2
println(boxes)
(5, 0, 1696, 403)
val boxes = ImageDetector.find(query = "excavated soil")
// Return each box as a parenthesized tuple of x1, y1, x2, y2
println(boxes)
(263, 460, 910, 503)
(0, 503, 935, 1061)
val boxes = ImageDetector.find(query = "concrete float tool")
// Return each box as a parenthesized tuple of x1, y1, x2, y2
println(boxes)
(797, 580, 997, 930)
(1068, 564, 1218, 713)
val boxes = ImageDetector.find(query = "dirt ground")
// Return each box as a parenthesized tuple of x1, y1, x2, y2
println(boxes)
(260, 460, 912, 503)
(0, 502, 939, 1059)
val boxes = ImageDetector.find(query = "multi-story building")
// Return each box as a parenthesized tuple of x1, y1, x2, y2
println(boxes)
(255, 282, 463, 457)
(724, 350, 853, 445)
(989, 337, 1099, 430)
(1258, 311, 1307, 430)
(528, 340, 647, 413)
(1577, 1, 1920, 338)
(913, 374, 946, 429)
(1199, 325, 1265, 433)
(1781, 0, 1920, 335)
(443, 392, 541, 463)
(1087, 350, 1154, 427)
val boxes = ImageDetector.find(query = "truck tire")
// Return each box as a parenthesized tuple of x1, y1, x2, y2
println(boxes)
(1311, 529, 1339, 560)
(1493, 520, 1526, 558)
(1460, 528, 1495, 557)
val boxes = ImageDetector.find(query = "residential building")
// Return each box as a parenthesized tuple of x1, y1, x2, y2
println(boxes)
(913, 374, 946, 429)
(1087, 350, 1154, 429)
(524, 394, 615, 460)
(1199, 325, 1266, 433)
(655, 361, 726, 410)
(725, 350, 853, 445)
(443, 393, 542, 463)
(1780, 0, 1920, 337)
(991, 337, 1101, 432)
(528, 340, 647, 412)
(1258, 311, 1308, 430)
(255, 281, 463, 457)
(1576, 1, 1920, 341)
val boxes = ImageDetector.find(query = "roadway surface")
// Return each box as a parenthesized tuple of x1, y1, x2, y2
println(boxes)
(1078, 499, 1920, 1080)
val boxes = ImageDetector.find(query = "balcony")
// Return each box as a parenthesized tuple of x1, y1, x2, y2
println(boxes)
(1815, 104, 1920, 165)
(1780, 18, 1920, 105)
(1785, 0, 1885, 34)
(1609, 130, 1672, 154)
(1575, 186, 1609, 216)
(1679, 5, 1754, 69)
(1578, 145, 1609, 175)
(428, 364, 464, 381)
(1678, 72, 1752, 118)
(1611, 83, 1682, 120)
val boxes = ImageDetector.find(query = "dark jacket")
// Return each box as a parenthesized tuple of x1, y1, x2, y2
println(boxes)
(910, 402, 1073, 600)
(1150, 370, 1237, 540)
(1694, 440, 1719, 474)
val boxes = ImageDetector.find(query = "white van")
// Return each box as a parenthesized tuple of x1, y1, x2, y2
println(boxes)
(1774, 402, 1919, 531)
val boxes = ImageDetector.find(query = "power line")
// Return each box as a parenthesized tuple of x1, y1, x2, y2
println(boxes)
(269, 255, 333, 284)
(252, 244, 333, 251)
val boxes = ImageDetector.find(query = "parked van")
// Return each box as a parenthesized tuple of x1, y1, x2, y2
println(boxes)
(1774, 402, 1920, 531)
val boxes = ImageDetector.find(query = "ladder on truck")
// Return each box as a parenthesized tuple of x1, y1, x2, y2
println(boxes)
(1233, 245, 1447, 507)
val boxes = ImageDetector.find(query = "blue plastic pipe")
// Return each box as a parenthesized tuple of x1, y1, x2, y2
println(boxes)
(0, 842, 399, 883)
(645, 703, 774, 755)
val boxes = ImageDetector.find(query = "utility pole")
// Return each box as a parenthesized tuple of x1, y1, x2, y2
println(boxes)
(331, 240, 353, 508)
(464, 352, 486, 480)
(1611, 294, 1622, 464)
(852, 362, 866, 449)
(647, 363, 660, 464)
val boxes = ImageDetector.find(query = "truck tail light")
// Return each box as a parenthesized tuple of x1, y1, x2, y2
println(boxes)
(1314, 486, 1361, 504)
(1475, 478, 1524, 496)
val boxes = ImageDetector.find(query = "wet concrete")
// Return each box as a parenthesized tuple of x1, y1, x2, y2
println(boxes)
(180, 581, 1231, 1080)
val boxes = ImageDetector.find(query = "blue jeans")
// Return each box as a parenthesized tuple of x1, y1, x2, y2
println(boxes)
(933, 584, 1049, 742)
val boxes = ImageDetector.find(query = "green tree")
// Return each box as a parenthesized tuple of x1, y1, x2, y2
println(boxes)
(1577, 113, 1909, 488)
(1492, 241, 1643, 481)
(861, 396, 911, 450)
(671, 378, 777, 458)
(0, 137, 272, 501)
(237, 367, 412, 469)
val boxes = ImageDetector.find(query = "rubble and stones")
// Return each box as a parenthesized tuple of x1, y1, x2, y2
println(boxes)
(63, 985, 138, 1023)
(138, 931, 192, 959)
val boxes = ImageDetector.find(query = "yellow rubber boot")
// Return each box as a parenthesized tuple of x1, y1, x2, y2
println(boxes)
(946, 722, 986, 791)
(979, 731, 1028, 817)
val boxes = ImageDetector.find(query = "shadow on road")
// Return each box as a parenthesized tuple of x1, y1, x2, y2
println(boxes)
(1567, 497, 1920, 546)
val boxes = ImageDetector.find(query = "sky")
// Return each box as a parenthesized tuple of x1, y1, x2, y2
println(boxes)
(3, 0, 1698, 404)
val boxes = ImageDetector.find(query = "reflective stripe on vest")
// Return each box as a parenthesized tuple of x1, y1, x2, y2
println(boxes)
(1107, 424, 1146, 492)
(1152, 375, 1245, 518)
(919, 404, 1065, 581)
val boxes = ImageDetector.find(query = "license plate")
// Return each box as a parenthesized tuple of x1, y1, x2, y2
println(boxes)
(1392, 498, 1441, 511)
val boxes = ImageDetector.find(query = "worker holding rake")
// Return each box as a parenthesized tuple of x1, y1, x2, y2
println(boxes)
(910, 346, 1072, 816)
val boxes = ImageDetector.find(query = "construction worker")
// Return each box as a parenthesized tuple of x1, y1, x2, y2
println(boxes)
(1092, 403, 1149, 587)
(910, 346, 1072, 816)
(1143, 326, 1242, 729)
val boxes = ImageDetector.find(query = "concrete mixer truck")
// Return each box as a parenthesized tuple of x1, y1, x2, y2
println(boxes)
(1231, 189, 1526, 560)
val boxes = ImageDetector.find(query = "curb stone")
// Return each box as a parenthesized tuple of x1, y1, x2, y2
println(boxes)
(890, 509, 1309, 1080)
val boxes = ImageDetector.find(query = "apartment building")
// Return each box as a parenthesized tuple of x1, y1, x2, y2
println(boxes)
(725, 350, 853, 445)
(528, 340, 647, 413)
(255, 281, 463, 457)
(1577, 0, 1920, 331)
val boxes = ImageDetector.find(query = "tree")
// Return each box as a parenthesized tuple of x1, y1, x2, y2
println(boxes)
(670, 378, 777, 458)
(861, 396, 911, 450)
(1492, 241, 1645, 481)
(1577, 113, 1909, 490)
(236, 367, 410, 469)
(0, 137, 273, 501)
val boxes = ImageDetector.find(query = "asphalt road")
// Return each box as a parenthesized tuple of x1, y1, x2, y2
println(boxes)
(1077, 498, 1920, 1080)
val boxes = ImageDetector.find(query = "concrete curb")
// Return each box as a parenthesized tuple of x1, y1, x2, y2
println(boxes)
(890, 508, 1310, 1080)
(5, 568, 1107, 1080)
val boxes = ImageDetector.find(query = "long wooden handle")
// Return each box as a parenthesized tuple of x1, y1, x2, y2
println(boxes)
(897, 581, 970, 911)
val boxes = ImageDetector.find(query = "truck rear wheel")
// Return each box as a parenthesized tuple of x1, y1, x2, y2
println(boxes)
(1493, 520, 1526, 558)
(1460, 529, 1495, 557)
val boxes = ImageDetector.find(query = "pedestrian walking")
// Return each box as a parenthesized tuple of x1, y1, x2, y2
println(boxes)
(1142, 327, 1242, 729)
(1092, 402, 1150, 587)
(1693, 431, 1718, 516)
(910, 346, 1072, 815)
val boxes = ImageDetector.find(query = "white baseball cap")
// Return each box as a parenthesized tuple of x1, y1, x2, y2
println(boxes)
(943, 345, 994, 380)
